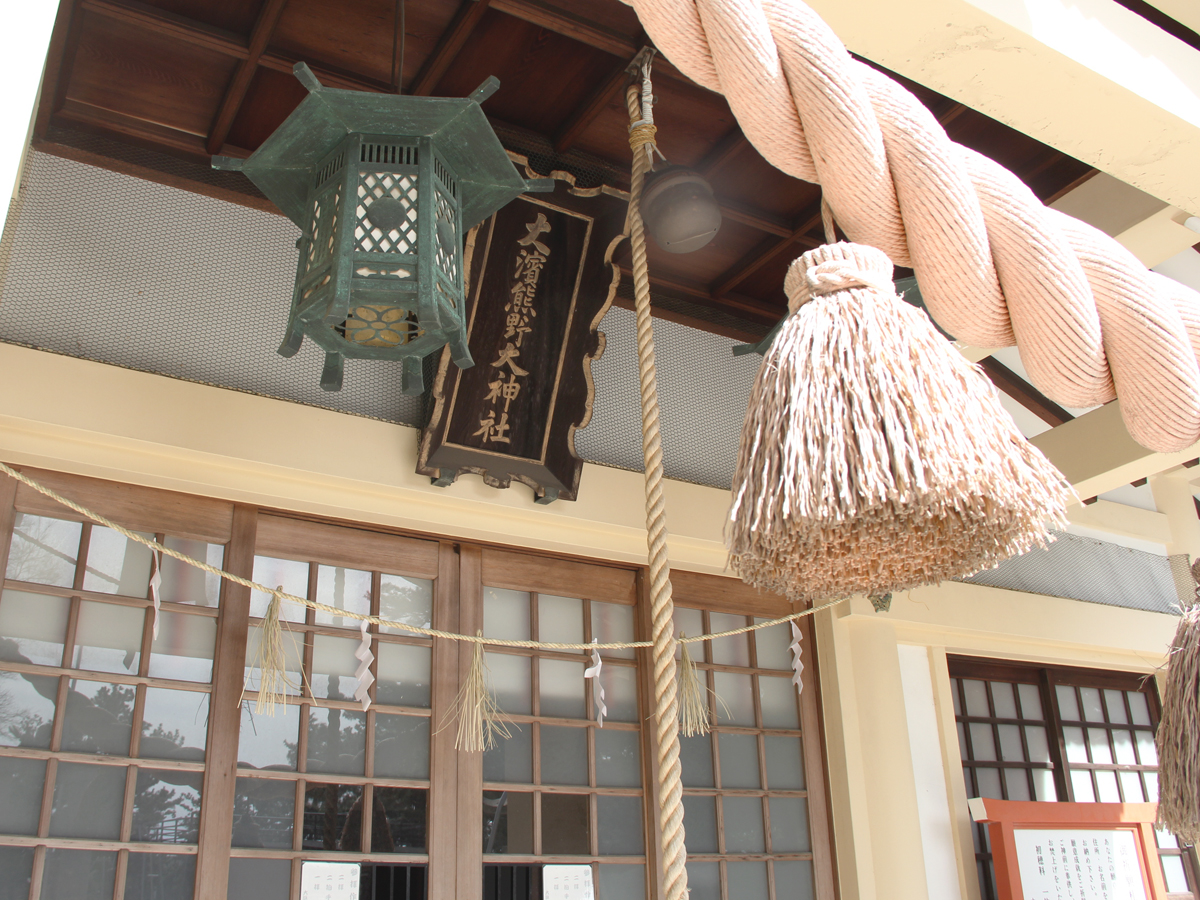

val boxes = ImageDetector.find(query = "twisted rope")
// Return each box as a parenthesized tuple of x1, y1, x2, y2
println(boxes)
(623, 66, 690, 900)
(620, 0, 1200, 454)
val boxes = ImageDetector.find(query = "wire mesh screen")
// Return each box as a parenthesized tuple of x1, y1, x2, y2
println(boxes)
(965, 531, 1183, 614)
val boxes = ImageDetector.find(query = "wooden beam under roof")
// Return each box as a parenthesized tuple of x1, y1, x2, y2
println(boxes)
(411, 0, 494, 96)
(205, 0, 289, 155)
(696, 127, 749, 178)
(554, 56, 631, 153)
(618, 265, 781, 324)
(977, 357, 1074, 427)
(81, 0, 249, 58)
(711, 206, 824, 297)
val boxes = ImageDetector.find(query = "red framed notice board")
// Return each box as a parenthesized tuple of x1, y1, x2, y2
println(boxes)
(969, 798, 1168, 900)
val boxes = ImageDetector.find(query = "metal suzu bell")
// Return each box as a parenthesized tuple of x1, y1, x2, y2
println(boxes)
(640, 165, 721, 254)
(213, 63, 549, 394)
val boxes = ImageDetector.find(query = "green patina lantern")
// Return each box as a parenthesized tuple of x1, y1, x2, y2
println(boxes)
(214, 63, 547, 394)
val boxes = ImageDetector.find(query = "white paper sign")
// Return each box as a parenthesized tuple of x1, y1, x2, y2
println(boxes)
(543, 864, 595, 900)
(1013, 829, 1147, 900)
(300, 861, 361, 900)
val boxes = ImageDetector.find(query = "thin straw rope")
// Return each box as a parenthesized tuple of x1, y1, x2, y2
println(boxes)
(0, 460, 845, 649)
(624, 58, 689, 900)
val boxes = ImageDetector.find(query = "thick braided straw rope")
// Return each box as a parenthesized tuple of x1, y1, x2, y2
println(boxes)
(729, 242, 1076, 602)
(619, 0, 1200, 454)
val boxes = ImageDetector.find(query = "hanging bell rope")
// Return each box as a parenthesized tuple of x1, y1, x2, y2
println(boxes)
(618, 0, 1200, 455)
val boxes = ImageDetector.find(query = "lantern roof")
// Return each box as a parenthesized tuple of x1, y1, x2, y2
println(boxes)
(214, 64, 531, 232)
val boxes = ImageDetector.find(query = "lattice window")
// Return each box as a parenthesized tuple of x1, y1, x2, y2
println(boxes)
(356, 174, 418, 255)
(433, 187, 458, 283)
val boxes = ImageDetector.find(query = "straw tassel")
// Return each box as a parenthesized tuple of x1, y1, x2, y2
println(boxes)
(251, 587, 293, 716)
(727, 242, 1074, 602)
(677, 637, 711, 737)
(1156, 560, 1200, 843)
(450, 633, 512, 753)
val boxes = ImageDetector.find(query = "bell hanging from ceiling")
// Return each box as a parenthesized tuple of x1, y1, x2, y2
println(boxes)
(214, 63, 549, 394)
(640, 165, 721, 254)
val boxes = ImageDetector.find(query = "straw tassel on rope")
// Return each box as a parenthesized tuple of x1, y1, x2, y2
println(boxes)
(1156, 560, 1200, 844)
(249, 588, 294, 716)
(676, 637, 710, 737)
(447, 631, 512, 753)
(728, 242, 1075, 602)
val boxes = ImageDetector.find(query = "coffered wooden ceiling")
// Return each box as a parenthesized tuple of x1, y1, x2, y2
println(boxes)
(33, 0, 1096, 426)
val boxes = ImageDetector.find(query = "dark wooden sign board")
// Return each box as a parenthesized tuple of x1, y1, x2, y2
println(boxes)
(417, 170, 628, 503)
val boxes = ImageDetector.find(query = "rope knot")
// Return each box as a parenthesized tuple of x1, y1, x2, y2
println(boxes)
(628, 121, 658, 153)
(784, 241, 895, 313)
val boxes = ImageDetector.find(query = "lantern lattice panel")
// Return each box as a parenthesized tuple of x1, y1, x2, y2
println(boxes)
(356, 173, 418, 255)
(433, 186, 458, 284)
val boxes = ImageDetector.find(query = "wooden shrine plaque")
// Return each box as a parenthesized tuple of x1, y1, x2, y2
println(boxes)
(417, 172, 627, 502)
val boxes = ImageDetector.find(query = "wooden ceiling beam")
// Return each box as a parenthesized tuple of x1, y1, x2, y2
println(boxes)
(617, 266, 781, 324)
(554, 57, 630, 153)
(57, 99, 215, 159)
(205, 0, 289, 155)
(711, 206, 824, 297)
(977, 357, 1074, 427)
(411, 0, 493, 96)
(81, 0, 249, 58)
(716, 199, 791, 238)
(696, 127, 749, 178)
(35, 0, 85, 141)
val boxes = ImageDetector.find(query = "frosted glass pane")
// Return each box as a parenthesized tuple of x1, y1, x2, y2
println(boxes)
(1145, 771, 1159, 801)
(484, 790, 534, 854)
(726, 861, 768, 900)
(1095, 769, 1120, 802)
(1162, 855, 1190, 894)
(1087, 728, 1113, 764)
(592, 601, 635, 659)
(1103, 689, 1128, 724)
(482, 724, 531, 783)
(974, 767, 1002, 799)
(752, 620, 792, 670)
(310, 634, 359, 701)
(238, 702, 299, 770)
(42, 849, 117, 900)
(140, 686, 208, 761)
(1119, 770, 1145, 802)
(51, 761, 125, 838)
(484, 587, 529, 641)
(376, 642, 431, 707)
(680, 733, 714, 787)
(125, 853, 196, 900)
(713, 672, 754, 725)
(682, 795, 717, 852)
(1079, 687, 1104, 722)
(952, 679, 962, 715)
(0, 589, 68, 666)
(598, 865, 644, 900)
(759, 675, 799, 729)
(725, 797, 770, 855)
(542, 794, 588, 854)
(672, 608, 704, 658)
(1135, 730, 1157, 766)
(1056, 685, 1080, 721)
(997, 724, 1024, 761)
(0, 756, 44, 833)
(1032, 768, 1057, 801)
(538, 594, 582, 644)
(1004, 769, 1031, 801)
(61, 679, 135, 755)
(969, 724, 997, 761)
(131, 768, 202, 843)
(1025, 726, 1051, 763)
(250, 557, 307, 623)
(7, 514, 80, 587)
(1063, 726, 1087, 763)
(486, 652, 531, 714)
(373, 713, 429, 779)
(1112, 729, 1136, 765)
(540, 658, 586, 719)
(1070, 769, 1096, 802)
(149, 611, 215, 682)
(1156, 827, 1179, 849)
(1127, 691, 1151, 726)
(719, 732, 760, 789)
(764, 735, 805, 789)
(709, 613, 750, 667)
(306, 708, 365, 775)
(685, 863, 720, 900)
(595, 727, 641, 787)
(769, 796, 811, 852)
(604, 664, 638, 722)
(314, 565, 372, 629)
(74, 600, 143, 674)
(990, 682, 1017, 719)
(83, 526, 152, 596)
(227, 858, 292, 900)
(0, 671, 56, 748)
(244, 625, 303, 697)
(232, 777, 295, 849)
(1017, 683, 1043, 720)
(958, 723, 967, 760)
(159, 538, 223, 606)
(379, 574, 433, 632)
(0, 847, 32, 900)
(540, 725, 588, 785)
(962, 680, 988, 716)
(375, 786, 427, 851)
(597, 795, 643, 854)
(774, 861, 816, 900)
